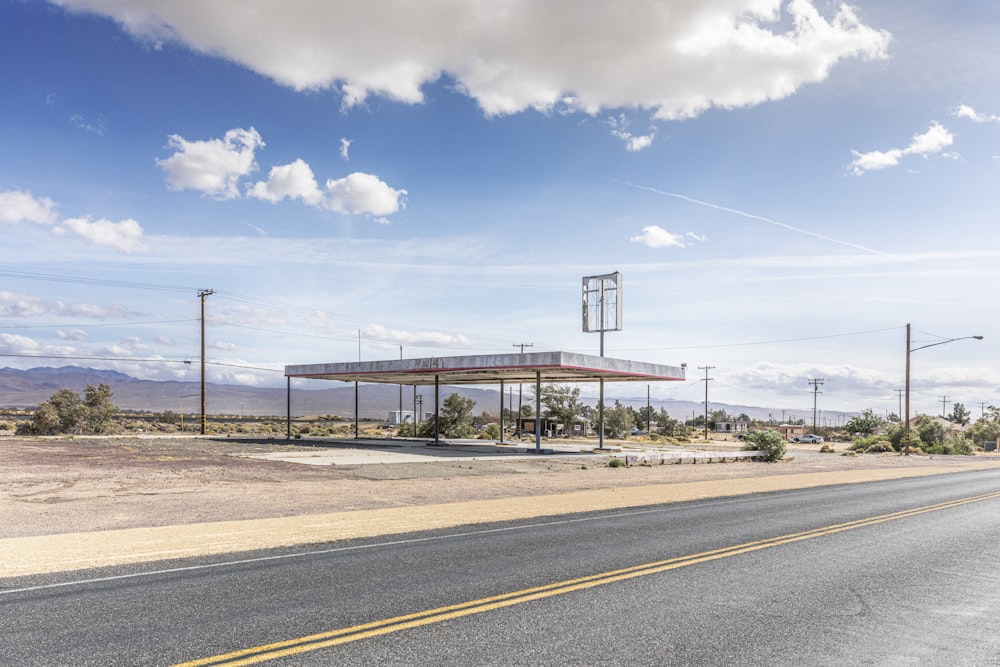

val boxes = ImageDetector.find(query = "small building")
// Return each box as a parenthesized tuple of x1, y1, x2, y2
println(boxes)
(517, 417, 561, 437)
(388, 410, 415, 425)
(714, 420, 750, 434)
(777, 423, 806, 440)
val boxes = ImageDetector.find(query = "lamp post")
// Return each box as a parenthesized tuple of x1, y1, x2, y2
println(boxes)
(903, 323, 983, 455)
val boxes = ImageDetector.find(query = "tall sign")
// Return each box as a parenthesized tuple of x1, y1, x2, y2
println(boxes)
(582, 272, 622, 449)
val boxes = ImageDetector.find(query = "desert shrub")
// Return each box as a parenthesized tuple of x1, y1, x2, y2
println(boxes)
(819, 444, 835, 453)
(864, 441, 895, 453)
(741, 428, 786, 462)
(923, 435, 976, 456)
(482, 423, 501, 440)
(850, 435, 898, 452)
(608, 457, 624, 468)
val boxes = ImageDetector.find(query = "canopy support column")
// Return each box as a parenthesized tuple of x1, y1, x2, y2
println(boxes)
(535, 371, 541, 451)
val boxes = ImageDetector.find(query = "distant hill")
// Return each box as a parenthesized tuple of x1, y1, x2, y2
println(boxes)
(0, 366, 845, 423)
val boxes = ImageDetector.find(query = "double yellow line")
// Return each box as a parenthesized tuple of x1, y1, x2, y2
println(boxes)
(173, 490, 1000, 666)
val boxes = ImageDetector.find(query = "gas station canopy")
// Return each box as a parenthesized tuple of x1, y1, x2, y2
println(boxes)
(285, 351, 685, 386)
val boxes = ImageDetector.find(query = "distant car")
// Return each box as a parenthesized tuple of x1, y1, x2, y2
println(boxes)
(792, 434, 824, 443)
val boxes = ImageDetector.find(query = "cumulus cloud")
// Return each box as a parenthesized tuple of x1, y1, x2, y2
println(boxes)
(340, 138, 352, 161)
(607, 114, 657, 151)
(0, 190, 58, 225)
(55, 329, 90, 341)
(0, 332, 76, 357)
(849, 122, 954, 175)
(325, 172, 407, 217)
(157, 127, 264, 199)
(0, 293, 125, 320)
(364, 323, 471, 349)
(247, 158, 322, 205)
(248, 162, 406, 218)
(953, 104, 1000, 124)
(50, 1, 890, 120)
(630, 226, 706, 248)
(56, 216, 150, 254)
(0, 292, 48, 318)
(70, 113, 106, 135)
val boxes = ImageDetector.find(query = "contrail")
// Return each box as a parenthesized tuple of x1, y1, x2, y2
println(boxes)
(616, 180, 895, 257)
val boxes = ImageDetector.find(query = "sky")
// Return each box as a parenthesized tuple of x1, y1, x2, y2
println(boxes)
(1, 0, 999, 419)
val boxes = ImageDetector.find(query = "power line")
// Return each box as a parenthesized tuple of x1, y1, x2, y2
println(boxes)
(0, 269, 197, 292)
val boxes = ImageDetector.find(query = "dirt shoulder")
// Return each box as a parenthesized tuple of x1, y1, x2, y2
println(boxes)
(2, 436, 998, 577)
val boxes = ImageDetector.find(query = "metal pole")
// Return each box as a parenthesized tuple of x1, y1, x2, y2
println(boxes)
(904, 323, 911, 455)
(433, 376, 440, 444)
(286, 376, 291, 440)
(499, 379, 505, 443)
(354, 381, 359, 439)
(535, 370, 541, 451)
(398, 345, 403, 435)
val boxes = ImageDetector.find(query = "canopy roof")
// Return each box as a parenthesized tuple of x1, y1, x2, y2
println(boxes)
(285, 351, 685, 386)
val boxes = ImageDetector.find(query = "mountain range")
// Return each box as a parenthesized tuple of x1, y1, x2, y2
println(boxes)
(0, 366, 846, 424)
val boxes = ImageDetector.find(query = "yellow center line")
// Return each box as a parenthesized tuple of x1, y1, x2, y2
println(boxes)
(172, 490, 1000, 667)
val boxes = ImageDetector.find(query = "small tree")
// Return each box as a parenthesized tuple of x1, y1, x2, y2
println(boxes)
(948, 402, 971, 426)
(540, 384, 584, 435)
(741, 428, 787, 462)
(845, 408, 884, 436)
(603, 401, 635, 438)
(84, 384, 116, 433)
(18, 384, 118, 435)
(437, 393, 476, 438)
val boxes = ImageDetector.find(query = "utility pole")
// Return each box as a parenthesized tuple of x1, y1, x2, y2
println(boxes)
(940, 395, 951, 419)
(198, 289, 214, 435)
(808, 378, 824, 433)
(698, 365, 714, 441)
(513, 343, 532, 437)
(980, 402, 988, 421)
(894, 389, 904, 422)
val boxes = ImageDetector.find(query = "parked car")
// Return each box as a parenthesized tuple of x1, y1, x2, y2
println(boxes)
(792, 434, 824, 443)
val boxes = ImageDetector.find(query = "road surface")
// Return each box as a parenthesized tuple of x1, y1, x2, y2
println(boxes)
(3, 470, 1000, 665)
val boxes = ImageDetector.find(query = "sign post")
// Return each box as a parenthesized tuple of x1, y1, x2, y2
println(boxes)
(582, 272, 622, 450)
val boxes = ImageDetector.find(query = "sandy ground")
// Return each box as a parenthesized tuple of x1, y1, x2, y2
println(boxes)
(3, 435, 998, 576)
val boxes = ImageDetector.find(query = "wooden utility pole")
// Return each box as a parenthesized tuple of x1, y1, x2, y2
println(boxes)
(198, 289, 214, 435)
(808, 378, 824, 432)
(698, 366, 714, 441)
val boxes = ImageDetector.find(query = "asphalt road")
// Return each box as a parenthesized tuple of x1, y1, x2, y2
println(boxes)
(4, 470, 1000, 666)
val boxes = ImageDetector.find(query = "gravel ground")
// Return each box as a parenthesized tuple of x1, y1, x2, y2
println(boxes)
(3, 435, 995, 540)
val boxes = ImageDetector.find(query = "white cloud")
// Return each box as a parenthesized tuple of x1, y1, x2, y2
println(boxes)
(247, 158, 322, 205)
(340, 137, 352, 160)
(630, 225, 705, 248)
(210, 341, 239, 351)
(52, 300, 128, 319)
(849, 122, 954, 175)
(364, 323, 471, 348)
(70, 113, 106, 135)
(51, 1, 890, 120)
(0, 190, 58, 225)
(54, 329, 90, 341)
(606, 114, 657, 151)
(0, 332, 76, 357)
(56, 216, 150, 254)
(952, 104, 1000, 124)
(324, 172, 407, 217)
(0, 292, 48, 317)
(156, 127, 264, 199)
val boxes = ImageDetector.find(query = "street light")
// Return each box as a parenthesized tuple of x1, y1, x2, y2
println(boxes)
(904, 323, 983, 455)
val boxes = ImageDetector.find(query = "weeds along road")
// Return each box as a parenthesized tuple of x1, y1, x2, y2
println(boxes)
(4, 470, 1000, 666)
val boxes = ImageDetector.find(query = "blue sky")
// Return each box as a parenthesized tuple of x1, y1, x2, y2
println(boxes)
(1, 0, 998, 418)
